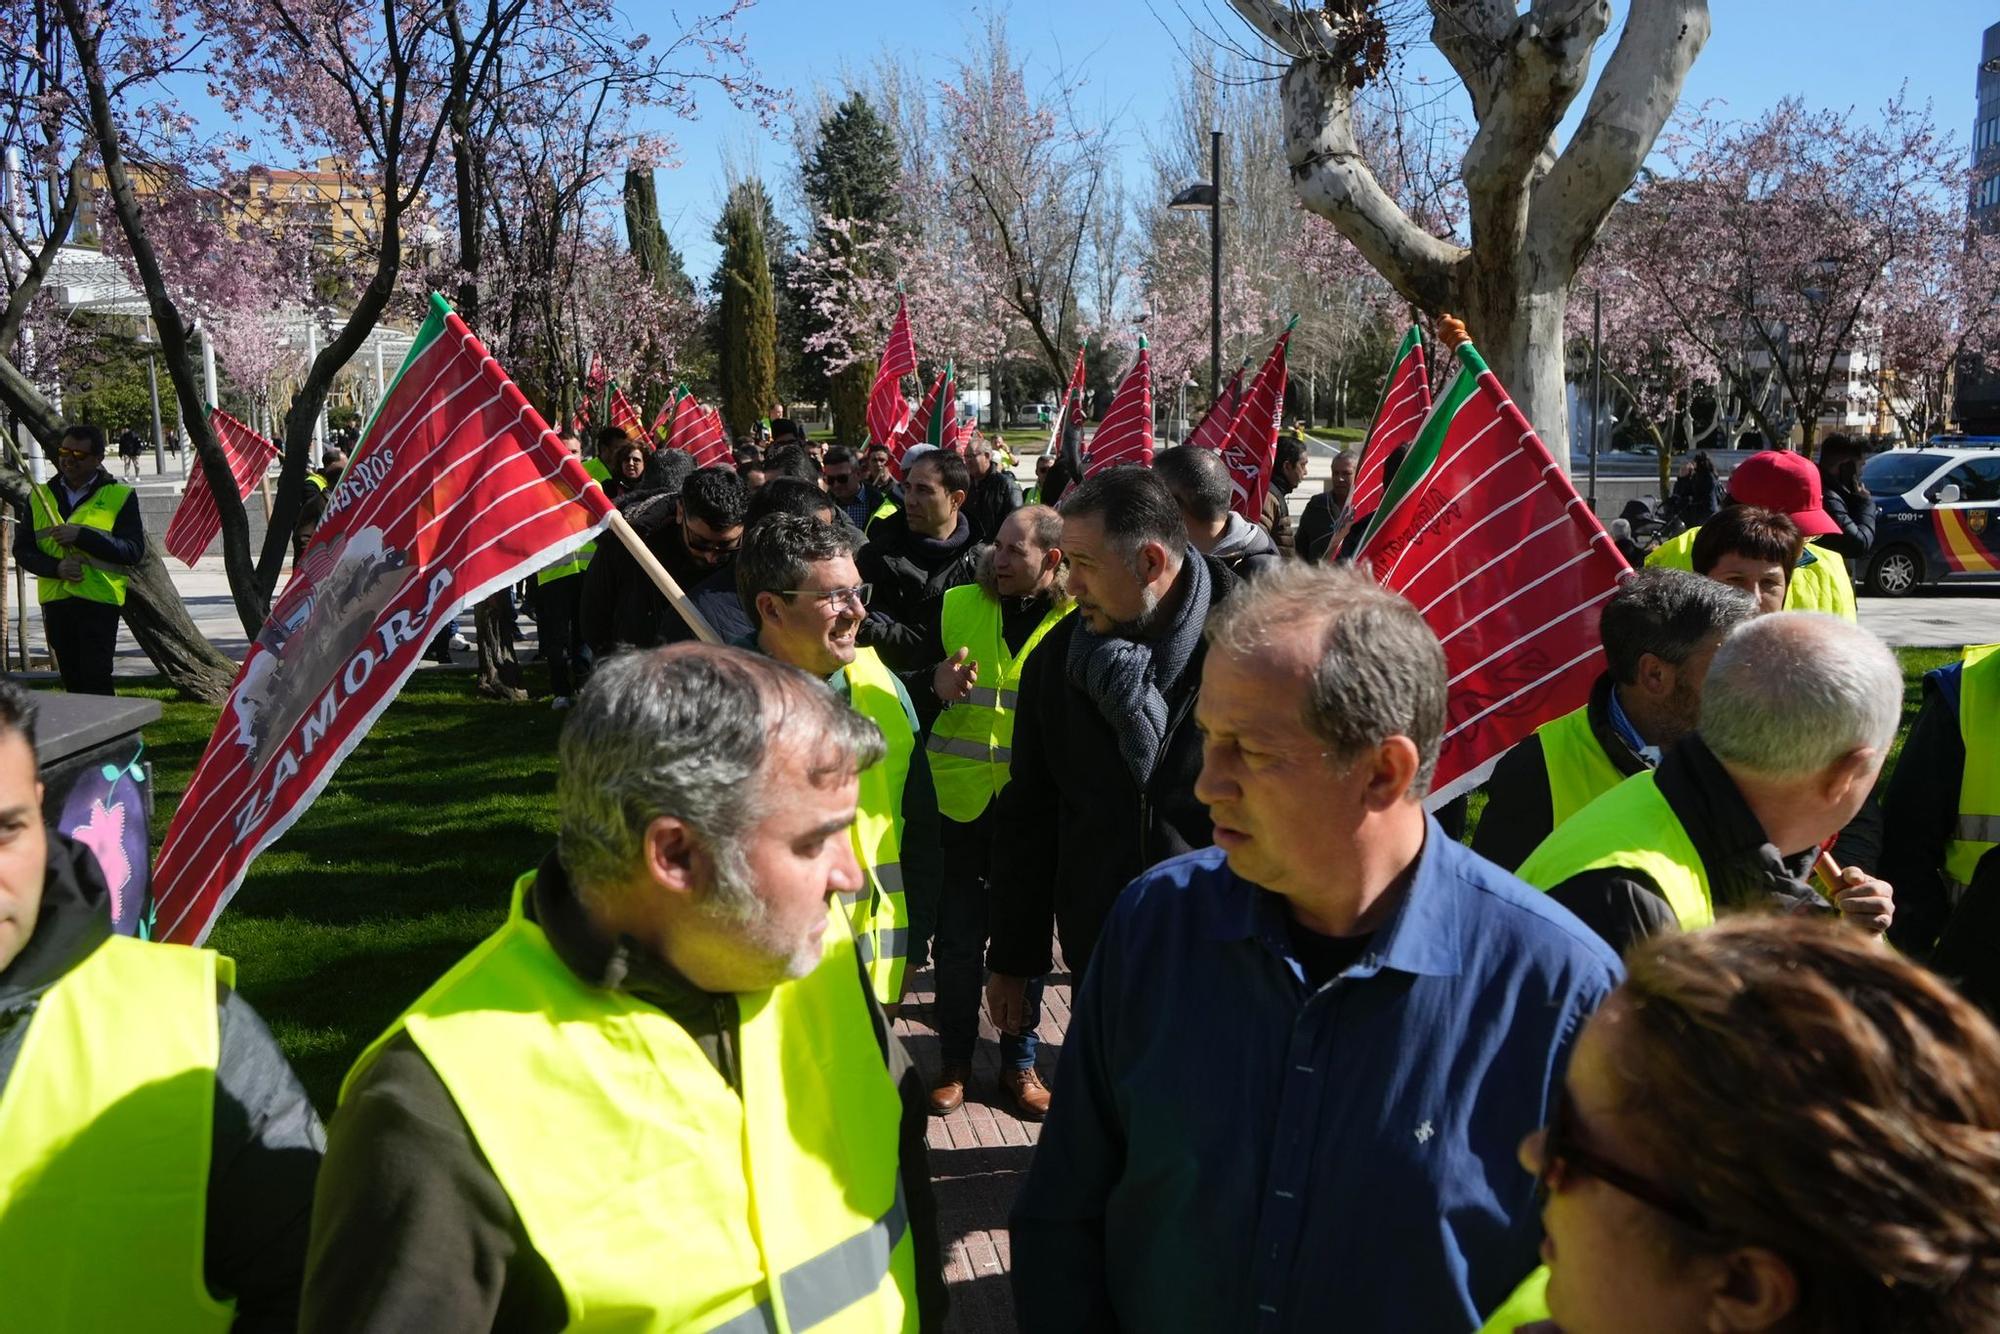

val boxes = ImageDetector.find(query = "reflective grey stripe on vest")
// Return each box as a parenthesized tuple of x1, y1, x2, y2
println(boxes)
(703, 1190, 910, 1332)
(1957, 814, 2000, 844)
(871, 861, 904, 897)
(962, 685, 1019, 709)
(924, 735, 1011, 765)
(853, 927, 910, 966)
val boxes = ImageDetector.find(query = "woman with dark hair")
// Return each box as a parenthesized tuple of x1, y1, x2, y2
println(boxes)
(1666, 450, 1721, 528)
(1816, 433, 1878, 561)
(1515, 917, 2000, 1334)
(1690, 505, 1803, 614)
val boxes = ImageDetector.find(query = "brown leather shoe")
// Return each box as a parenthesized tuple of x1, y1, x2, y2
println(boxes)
(928, 1064, 971, 1116)
(1001, 1067, 1052, 1121)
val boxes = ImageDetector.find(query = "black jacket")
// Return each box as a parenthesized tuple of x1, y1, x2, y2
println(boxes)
(987, 554, 1238, 981)
(1541, 734, 1832, 957)
(303, 853, 946, 1334)
(963, 469, 1023, 543)
(579, 490, 716, 655)
(1, 835, 324, 1333)
(1472, 675, 1650, 872)
(1881, 662, 1966, 955)
(857, 510, 986, 673)
(1294, 492, 1357, 563)
(1819, 479, 1879, 561)
(13, 467, 147, 578)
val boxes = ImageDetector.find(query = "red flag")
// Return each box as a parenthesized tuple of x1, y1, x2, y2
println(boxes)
(867, 293, 918, 457)
(150, 294, 616, 946)
(165, 408, 280, 567)
(1354, 335, 1631, 803)
(1047, 344, 1088, 467)
(1351, 326, 1430, 515)
(650, 397, 674, 442)
(665, 391, 730, 469)
(1219, 323, 1292, 520)
(903, 365, 954, 472)
(1188, 360, 1247, 452)
(607, 386, 644, 441)
(1084, 339, 1153, 477)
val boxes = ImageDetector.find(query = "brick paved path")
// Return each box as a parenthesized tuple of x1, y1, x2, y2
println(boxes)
(894, 961, 1073, 1334)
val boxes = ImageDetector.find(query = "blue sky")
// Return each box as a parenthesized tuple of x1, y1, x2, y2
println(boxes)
(648, 0, 1989, 278)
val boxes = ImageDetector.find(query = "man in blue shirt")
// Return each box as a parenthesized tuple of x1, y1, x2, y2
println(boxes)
(1009, 561, 1622, 1333)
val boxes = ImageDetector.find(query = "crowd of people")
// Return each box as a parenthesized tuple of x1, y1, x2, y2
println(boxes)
(6, 406, 2000, 1334)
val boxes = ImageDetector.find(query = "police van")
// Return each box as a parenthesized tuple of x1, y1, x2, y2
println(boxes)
(1863, 442, 2000, 596)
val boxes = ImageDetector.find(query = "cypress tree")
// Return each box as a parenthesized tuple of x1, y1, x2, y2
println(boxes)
(718, 191, 777, 442)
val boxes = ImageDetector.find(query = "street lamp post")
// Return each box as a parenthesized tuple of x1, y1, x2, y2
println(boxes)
(1169, 129, 1228, 402)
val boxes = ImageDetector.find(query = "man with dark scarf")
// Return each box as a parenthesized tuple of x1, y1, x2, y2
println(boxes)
(986, 469, 1237, 1108)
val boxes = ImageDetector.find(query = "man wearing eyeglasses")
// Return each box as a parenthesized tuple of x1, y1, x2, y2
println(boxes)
(13, 425, 145, 695)
(581, 465, 746, 656)
(737, 514, 942, 1012)
(1010, 562, 1621, 1334)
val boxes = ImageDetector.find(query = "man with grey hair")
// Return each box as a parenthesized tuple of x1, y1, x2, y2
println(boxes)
(304, 645, 945, 1332)
(1011, 561, 1620, 1332)
(1474, 568, 1757, 870)
(1520, 612, 1900, 953)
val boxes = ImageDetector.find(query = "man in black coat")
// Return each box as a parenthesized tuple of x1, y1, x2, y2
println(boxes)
(962, 435, 1023, 541)
(986, 468, 1236, 1104)
(858, 447, 986, 672)
(580, 465, 746, 654)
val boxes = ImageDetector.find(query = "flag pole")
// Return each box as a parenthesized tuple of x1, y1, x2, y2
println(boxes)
(602, 510, 722, 644)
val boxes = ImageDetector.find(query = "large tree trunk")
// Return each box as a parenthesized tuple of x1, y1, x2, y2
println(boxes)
(472, 591, 527, 701)
(1459, 273, 1571, 453)
(120, 541, 240, 704)
(830, 361, 872, 448)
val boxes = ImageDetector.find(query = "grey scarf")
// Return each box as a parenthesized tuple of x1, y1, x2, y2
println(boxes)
(1066, 549, 1213, 786)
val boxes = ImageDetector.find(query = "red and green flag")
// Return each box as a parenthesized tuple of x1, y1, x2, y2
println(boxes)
(665, 385, 730, 469)
(607, 385, 644, 441)
(908, 362, 956, 459)
(1219, 320, 1293, 520)
(1048, 343, 1088, 473)
(152, 293, 616, 945)
(1084, 337, 1154, 477)
(1351, 325, 1430, 515)
(1188, 358, 1248, 453)
(1354, 335, 1631, 804)
(868, 292, 918, 457)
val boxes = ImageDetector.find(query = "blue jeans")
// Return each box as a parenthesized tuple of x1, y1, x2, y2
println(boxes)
(935, 808, 1043, 1069)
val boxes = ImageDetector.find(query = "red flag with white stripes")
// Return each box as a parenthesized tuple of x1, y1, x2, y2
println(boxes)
(1084, 339, 1153, 477)
(666, 391, 730, 469)
(1354, 333, 1630, 804)
(1047, 345, 1088, 469)
(165, 408, 279, 567)
(608, 386, 644, 441)
(1219, 322, 1292, 520)
(1351, 326, 1430, 515)
(868, 293, 918, 457)
(1188, 359, 1247, 452)
(150, 294, 615, 946)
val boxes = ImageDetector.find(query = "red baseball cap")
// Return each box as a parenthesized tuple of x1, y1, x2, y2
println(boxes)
(1725, 451, 1840, 537)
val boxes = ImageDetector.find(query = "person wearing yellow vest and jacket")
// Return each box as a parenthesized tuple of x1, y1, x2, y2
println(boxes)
(531, 432, 611, 708)
(0, 680, 326, 1331)
(1474, 570, 1757, 871)
(914, 505, 1072, 1118)
(1882, 644, 2000, 1011)
(736, 514, 943, 1012)
(303, 646, 944, 1332)
(1645, 449, 1857, 619)
(13, 424, 146, 695)
(1516, 613, 1900, 956)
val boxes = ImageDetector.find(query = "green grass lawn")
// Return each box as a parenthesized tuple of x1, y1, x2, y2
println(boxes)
(107, 643, 1960, 1111)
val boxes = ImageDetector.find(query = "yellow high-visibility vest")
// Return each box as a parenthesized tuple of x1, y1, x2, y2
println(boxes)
(844, 647, 915, 1006)
(537, 458, 613, 585)
(1535, 702, 1631, 831)
(1948, 643, 2000, 890)
(345, 872, 917, 1333)
(1477, 1266, 1550, 1334)
(1647, 526, 1855, 620)
(0, 935, 236, 1332)
(31, 481, 134, 606)
(927, 586, 1071, 823)
(1517, 771, 1716, 932)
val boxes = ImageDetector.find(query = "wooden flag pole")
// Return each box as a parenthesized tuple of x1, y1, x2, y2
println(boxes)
(603, 508, 722, 645)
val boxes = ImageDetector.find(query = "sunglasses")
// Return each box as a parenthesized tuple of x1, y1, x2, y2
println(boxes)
(57, 447, 98, 460)
(680, 521, 740, 558)
(1535, 1090, 1711, 1235)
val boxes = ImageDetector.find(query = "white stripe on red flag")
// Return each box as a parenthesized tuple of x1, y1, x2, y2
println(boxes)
(1351, 328, 1431, 516)
(868, 294, 918, 452)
